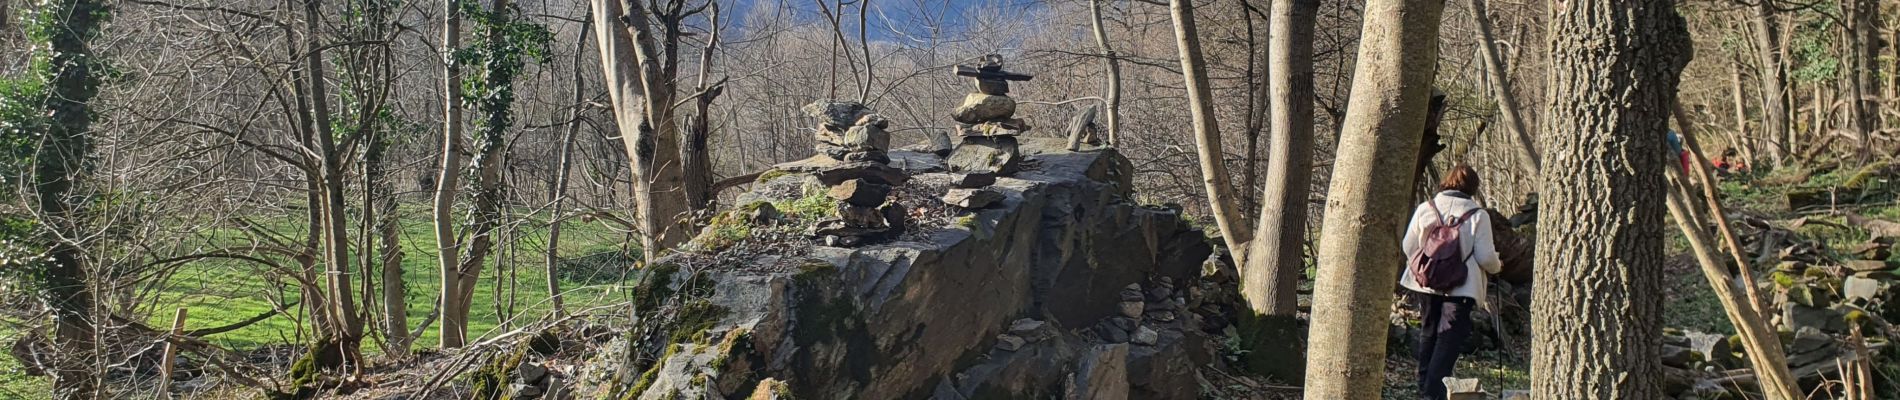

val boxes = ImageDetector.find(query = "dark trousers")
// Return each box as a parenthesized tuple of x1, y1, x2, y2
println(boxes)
(1413, 292, 1474, 400)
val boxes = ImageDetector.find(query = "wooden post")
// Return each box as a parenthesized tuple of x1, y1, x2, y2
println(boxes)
(156, 308, 187, 399)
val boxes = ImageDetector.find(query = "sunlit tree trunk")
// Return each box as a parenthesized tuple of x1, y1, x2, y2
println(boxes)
(593, 0, 693, 257)
(434, 0, 469, 348)
(1300, 0, 1445, 395)
(1088, 0, 1122, 145)
(1237, 0, 1318, 381)
(1528, 0, 1688, 396)
(1167, 0, 1252, 258)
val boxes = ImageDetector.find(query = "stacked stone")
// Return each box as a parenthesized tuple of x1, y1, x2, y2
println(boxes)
(800, 100, 908, 247)
(947, 54, 1033, 176)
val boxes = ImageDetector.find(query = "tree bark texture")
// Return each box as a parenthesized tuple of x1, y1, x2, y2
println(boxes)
(1168, 0, 1253, 256)
(1300, 0, 1445, 396)
(1528, 0, 1688, 396)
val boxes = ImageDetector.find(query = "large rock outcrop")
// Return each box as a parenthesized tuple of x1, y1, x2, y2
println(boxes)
(592, 139, 1215, 399)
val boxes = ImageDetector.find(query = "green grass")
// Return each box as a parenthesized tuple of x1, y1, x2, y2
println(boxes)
(145, 203, 639, 351)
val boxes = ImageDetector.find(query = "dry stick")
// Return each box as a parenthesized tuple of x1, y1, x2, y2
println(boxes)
(1663, 167, 1801, 400)
(1674, 103, 1772, 317)
(155, 308, 187, 400)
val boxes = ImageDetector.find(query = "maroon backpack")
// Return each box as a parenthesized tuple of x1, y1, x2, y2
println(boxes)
(1410, 201, 1479, 292)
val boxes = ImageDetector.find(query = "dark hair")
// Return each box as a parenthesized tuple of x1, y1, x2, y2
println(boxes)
(1440, 164, 1481, 196)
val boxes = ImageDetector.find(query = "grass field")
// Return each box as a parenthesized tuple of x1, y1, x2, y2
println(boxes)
(0, 205, 643, 398)
(151, 206, 643, 350)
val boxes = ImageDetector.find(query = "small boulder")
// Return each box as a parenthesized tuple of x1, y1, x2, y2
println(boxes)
(1118, 301, 1144, 318)
(950, 173, 997, 188)
(942, 188, 1004, 209)
(995, 334, 1027, 351)
(829, 179, 893, 207)
(813, 162, 909, 186)
(946, 136, 1022, 176)
(510, 383, 544, 399)
(516, 362, 548, 384)
(1842, 260, 1893, 273)
(952, 93, 1017, 124)
(1660, 345, 1694, 368)
(745, 202, 783, 225)
(803, 100, 872, 129)
(1131, 326, 1158, 346)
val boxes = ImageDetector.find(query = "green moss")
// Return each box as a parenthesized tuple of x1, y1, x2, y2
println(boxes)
(773, 186, 835, 221)
(528, 326, 563, 356)
(625, 345, 671, 400)
(772, 380, 796, 399)
(954, 215, 977, 228)
(757, 169, 792, 183)
(469, 345, 530, 400)
(633, 263, 682, 313)
(667, 300, 730, 345)
(794, 260, 837, 286)
(288, 336, 344, 391)
(708, 328, 752, 371)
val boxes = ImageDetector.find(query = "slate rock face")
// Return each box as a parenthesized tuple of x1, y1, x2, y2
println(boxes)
(597, 139, 1211, 400)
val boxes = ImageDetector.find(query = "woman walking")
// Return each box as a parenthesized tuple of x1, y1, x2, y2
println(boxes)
(1399, 164, 1503, 400)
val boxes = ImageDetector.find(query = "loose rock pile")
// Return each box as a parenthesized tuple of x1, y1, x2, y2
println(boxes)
(1657, 215, 1900, 398)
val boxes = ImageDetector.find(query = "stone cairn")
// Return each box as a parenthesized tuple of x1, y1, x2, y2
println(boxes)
(946, 54, 1033, 177)
(800, 100, 909, 247)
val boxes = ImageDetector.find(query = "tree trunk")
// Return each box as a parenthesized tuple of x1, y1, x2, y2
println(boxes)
(546, 19, 590, 318)
(594, 0, 692, 257)
(303, 0, 366, 369)
(449, 0, 521, 349)
(1729, 53, 1756, 163)
(1235, 0, 1317, 381)
(1167, 0, 1253, 257)
(1751, 4, 1790, 167)
(1528, 0, 1687, 396)
(1299, 0, 1445, 396)
(34, 1, 108, 397)
(1088, 0, 1122, 146)
(681, 3, 722, 212)
(1248, 0, 1323, 318)
(1843, 0, 1876, 161)
(364, 117, 408, 354)
(1463, 0, 1538, 172)
(434, 0, 468, 349)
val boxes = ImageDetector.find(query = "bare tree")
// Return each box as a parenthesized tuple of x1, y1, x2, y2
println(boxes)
(1237, 0, 1318, 380)
(591, 0, 709, 256)
(1462, 0, 1538, 172)
(433, 0, 470, 349)
(1299, 0, 1447, 395)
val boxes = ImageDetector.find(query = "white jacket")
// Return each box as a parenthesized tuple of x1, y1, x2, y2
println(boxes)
(1399, 191, 1503, 309)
